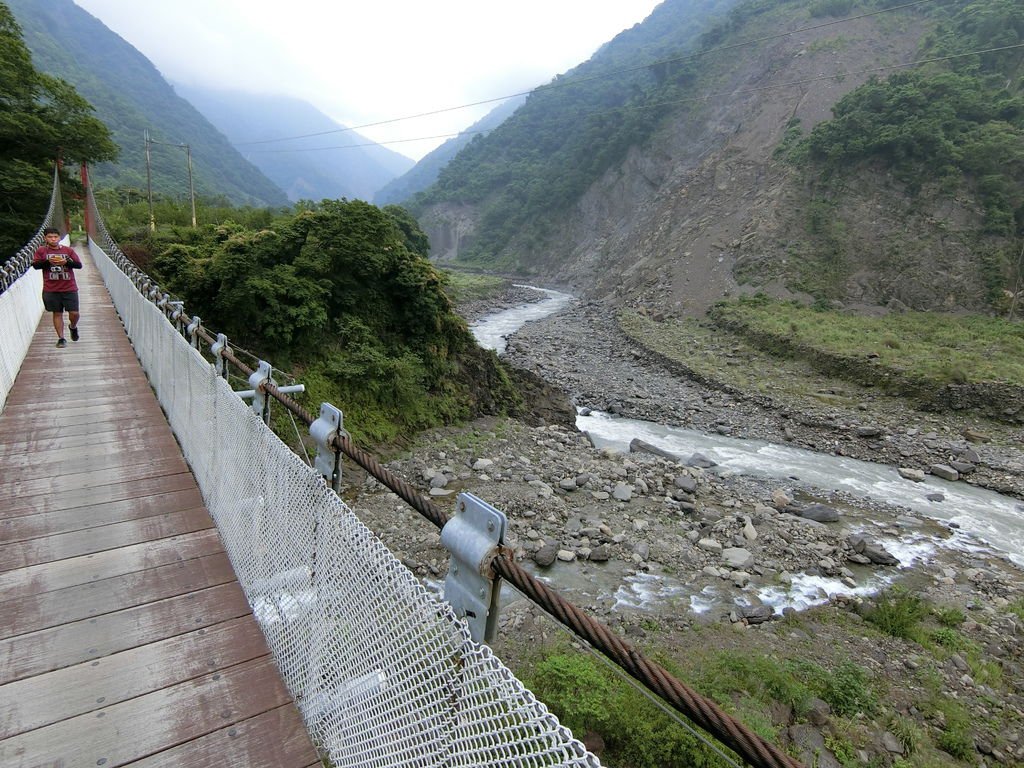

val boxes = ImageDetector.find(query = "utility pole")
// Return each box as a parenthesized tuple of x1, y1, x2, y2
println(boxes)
(185, 144, 197, 228)
(148, 135, 198, 228)
(1009, 240, 1024, 322)
(144, 130, 155, 231)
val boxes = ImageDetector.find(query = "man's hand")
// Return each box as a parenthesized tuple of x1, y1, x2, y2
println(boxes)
(48, 254, 67, 266)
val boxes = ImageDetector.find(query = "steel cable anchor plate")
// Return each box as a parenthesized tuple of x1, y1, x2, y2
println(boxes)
(441, 493, 507, 644)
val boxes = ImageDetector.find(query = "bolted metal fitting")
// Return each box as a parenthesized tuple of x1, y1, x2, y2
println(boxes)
(211, 333, 228, 379)
(310, 403, 345, 492)
(440, 493, 507, 644)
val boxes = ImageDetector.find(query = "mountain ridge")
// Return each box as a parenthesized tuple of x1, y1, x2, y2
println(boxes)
(374, 94, 526, 206)
(411, 0, 1022, 317)
(175, 84, 414, 203)
(8, 0, 288, 206)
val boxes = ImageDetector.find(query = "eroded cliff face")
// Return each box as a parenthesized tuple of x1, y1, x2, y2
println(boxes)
(421, 13, 1003, 316)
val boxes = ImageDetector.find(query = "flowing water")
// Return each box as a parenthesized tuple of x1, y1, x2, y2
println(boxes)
(470, 288, 1024, 612)
(469, 286, 574, 354)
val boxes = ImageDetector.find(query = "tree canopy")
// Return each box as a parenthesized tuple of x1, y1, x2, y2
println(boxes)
(802, 0, 1024, 234)
(137, 200, 520, 443)
(0, 2, 116, 255)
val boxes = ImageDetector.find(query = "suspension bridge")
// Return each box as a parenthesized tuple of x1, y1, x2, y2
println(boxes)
(0, 169, 803, 768)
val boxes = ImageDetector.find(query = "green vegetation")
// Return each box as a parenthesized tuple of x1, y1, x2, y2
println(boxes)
(888, 717, 921, 756)
(440, 271, 511, 305)
(123, 199, 521, 444)
(865, 588, 930, 639)
(766, 0, 1024, 310)
(1010, 598, 1024, 622)
(0, 2, 116, 255)
(525, 651, 738, 767)
(520, 641, 879, 767)
(795, 0, 1024, 237)
(710, 296, 1024, 385)
(933, 605, 967, 628)
(865, 589, 1004, 691)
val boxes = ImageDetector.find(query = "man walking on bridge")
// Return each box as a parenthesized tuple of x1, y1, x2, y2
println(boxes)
(32, 227, 82, 348)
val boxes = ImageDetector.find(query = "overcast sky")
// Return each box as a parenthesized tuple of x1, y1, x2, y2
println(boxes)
(72, 1, 663, 160)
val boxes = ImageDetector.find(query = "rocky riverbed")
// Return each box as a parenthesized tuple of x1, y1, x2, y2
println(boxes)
(346, 291, 1024, 767)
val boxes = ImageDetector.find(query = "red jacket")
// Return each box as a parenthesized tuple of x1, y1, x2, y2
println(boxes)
(32, 244, 82, 292)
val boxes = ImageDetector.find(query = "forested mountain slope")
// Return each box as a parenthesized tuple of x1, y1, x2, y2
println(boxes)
(8, 0, 287, 206)
(412, 0, 1023, 316)
(177, 85, 414, 203)
(374, 95, 526, 206)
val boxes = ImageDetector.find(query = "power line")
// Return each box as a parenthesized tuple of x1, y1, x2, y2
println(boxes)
(240, 42, 1024, 155)
(236, 0, 943, 148)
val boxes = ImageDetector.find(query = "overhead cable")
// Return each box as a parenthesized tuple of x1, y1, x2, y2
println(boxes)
(236, 0, 943, 147)
(244, 41, 1024, 155)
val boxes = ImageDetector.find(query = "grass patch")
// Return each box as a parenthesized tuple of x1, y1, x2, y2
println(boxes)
(917, 666, 978, 761)
(617, 310, 839, 402)
(520, 644, 878, 768)
(806, 35, 852, 55)
(440, 270, 510, 305)
(933, 606, 966, 628)
(888, 716, 921, 756)
(711, 297, 1024, 385)
(1009, 598, 1024, 622)
(523, 650, 741, 767)
(865, 588, 930, 640)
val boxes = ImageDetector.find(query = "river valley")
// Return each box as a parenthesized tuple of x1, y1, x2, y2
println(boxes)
(348, 285, 1024, 766)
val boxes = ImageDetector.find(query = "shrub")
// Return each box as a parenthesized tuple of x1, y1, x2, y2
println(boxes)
(938, 725, 975, 760)
(525, 651, 755, 767)
(526, 654, 612, 734)
(928, 627, 964, 651)
(933, 606, 966, 627)
(888, 717, 920, 756)
(866, 589, 929, 639)
(820, 661, 877, 717)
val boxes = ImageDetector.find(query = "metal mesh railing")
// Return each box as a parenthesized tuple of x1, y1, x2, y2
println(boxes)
(0, 166, 66, 411)
(86, 235, 600, 765)
(0, 165, 66, 295)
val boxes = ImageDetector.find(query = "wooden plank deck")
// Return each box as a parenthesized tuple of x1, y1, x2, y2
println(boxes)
(0, 247, 321, 768)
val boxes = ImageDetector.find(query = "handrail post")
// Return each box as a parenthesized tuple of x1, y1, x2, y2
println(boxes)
(248, 361, 273, 425)
(186, 315, 202, 350)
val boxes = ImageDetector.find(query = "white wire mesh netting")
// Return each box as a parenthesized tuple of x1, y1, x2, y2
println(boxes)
(0, 266, 42, 412)
(88, 238, 601, 768)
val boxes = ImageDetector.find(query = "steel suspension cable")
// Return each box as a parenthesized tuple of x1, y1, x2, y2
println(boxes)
(199, 330, 800, 768)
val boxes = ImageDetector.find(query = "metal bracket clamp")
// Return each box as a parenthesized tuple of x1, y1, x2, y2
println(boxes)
(310, 403, 345, 492)
(248, 360, 273, 424)
(186, 316, 201, 349)
(169, 301, 185, 330)
(440, 493, 507, 644)
(211, 333, 228, 379)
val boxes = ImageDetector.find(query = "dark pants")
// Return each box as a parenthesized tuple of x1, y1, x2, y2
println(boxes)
(42, 291, 80, 313)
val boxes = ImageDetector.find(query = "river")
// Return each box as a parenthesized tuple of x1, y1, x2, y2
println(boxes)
(470, 286, 1024, 574)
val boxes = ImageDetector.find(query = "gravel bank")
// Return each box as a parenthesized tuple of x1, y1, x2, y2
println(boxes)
(345, 295, 1024, 766)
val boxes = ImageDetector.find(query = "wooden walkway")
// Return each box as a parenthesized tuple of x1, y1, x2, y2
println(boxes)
(0, 248, 320, 767)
